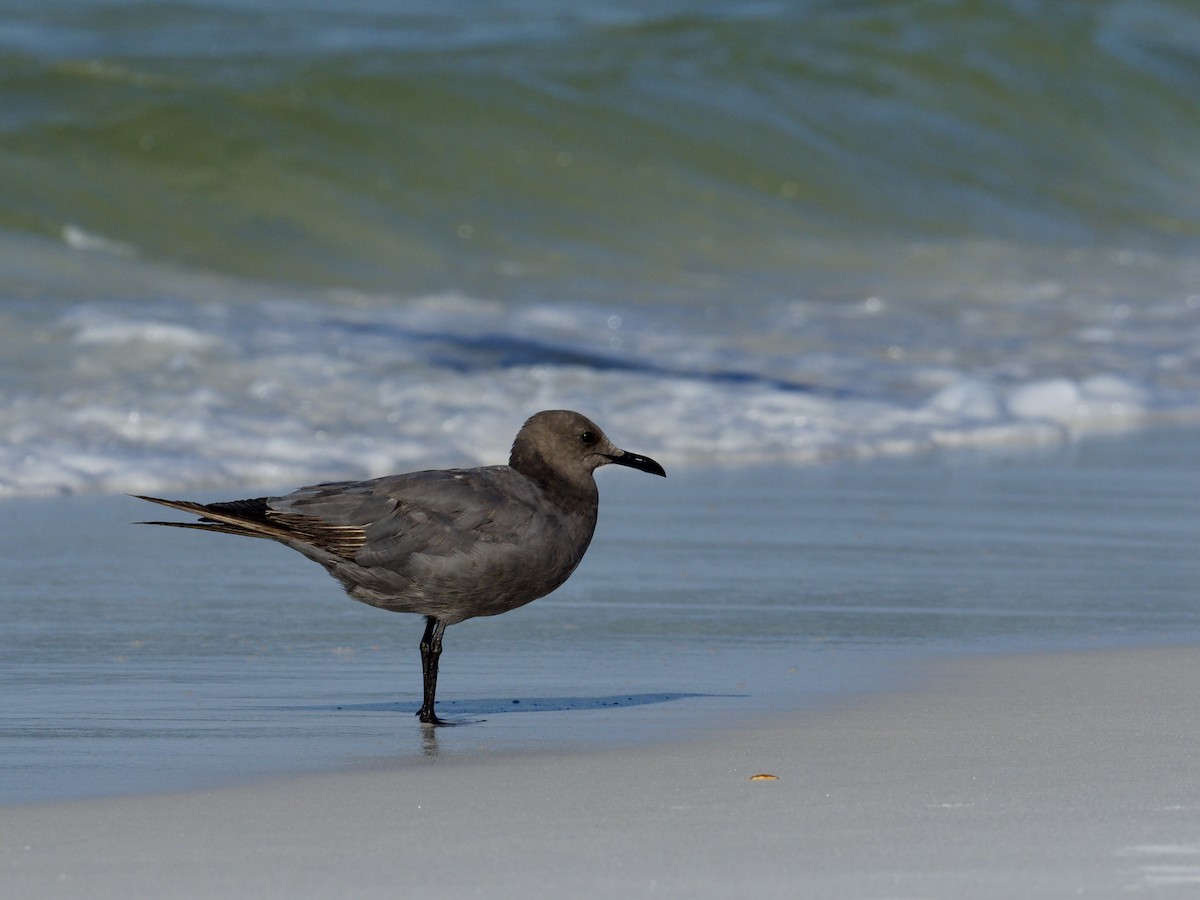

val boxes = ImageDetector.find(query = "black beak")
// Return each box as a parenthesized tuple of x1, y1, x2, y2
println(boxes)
(607, 451, 667, 477)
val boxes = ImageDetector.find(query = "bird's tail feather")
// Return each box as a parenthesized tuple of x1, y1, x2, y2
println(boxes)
(132, 494, 289, 542)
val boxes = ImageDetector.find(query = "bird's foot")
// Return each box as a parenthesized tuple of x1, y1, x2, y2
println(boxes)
(417, 708, 454, 727)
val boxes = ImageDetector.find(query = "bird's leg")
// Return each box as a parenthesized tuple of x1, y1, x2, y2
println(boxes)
(417, 616, 449, 725)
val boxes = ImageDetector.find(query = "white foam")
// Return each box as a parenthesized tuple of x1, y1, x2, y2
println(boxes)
(61, 224, 138, 258)
(926, 378, 1004, 421)
(1006, 378, 1082, 421)
(1006, 376, 1148, 427)
(1, 281, 1197, 497)
(64, 308, 219, 350)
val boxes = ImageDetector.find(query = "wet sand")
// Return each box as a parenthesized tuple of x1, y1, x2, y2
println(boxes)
(5, 427, 1200, 807)
(4, 644, 1199, 898)
(3, 426, 1200, 896)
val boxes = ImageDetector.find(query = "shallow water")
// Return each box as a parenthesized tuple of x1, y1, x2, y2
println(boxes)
(4, 1, 1200, 495)
(2, 427, 1198, 806)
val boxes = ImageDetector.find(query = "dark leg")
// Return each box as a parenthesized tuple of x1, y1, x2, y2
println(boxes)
(417, 616, 449, 725)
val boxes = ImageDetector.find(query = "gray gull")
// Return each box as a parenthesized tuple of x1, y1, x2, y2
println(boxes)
(135, 410, 666, 725)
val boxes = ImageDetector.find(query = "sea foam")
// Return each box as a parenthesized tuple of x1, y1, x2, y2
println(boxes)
(2, 275, 1194, 498)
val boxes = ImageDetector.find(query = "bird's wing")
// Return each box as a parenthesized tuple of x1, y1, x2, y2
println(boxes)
(272, 467, 542, 567)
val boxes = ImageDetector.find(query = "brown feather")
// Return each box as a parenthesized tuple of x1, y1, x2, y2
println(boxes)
(133, 494, 365, 560)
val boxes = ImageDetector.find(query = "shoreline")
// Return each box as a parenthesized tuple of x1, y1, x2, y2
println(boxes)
(4, 643, 1199, 898)
(3, 423, 1200, 809)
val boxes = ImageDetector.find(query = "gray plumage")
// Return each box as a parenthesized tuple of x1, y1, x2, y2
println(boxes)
(135, 409, 666, 725)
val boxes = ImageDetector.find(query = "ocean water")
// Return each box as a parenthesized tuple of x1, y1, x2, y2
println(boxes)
(3, 1, 1200, 805)
(4, 427, 1199, 805)
(2, 0, 1200, 496)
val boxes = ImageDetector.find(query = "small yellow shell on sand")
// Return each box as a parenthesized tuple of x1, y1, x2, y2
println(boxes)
(749, 773, 779, 781)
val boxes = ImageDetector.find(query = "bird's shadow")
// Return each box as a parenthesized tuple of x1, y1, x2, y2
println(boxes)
(303, 692, 726, 717)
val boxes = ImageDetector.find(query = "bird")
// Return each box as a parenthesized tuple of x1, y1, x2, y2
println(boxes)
(134, 409, 666, 725)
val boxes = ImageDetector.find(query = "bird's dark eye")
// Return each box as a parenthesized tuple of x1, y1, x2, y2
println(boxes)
(580, 430, 598, 446)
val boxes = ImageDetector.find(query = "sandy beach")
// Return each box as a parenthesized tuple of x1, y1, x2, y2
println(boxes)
(4, 644, 1199, 898)
(3, 427, 1199, 897)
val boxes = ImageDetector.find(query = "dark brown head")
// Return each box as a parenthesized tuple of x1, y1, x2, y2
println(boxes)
(509, 410, 666, 493)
